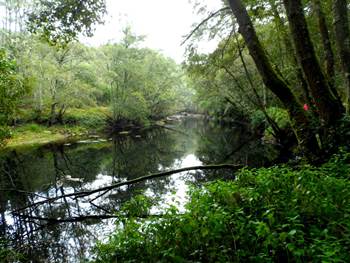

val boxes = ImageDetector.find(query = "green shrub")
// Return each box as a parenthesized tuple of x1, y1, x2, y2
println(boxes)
(0, 239, 25, 262)
(111, 92, 150, 125)
(251, 107, 291, 140)
(266, 107, 290, 128)
(92, 151, 350, 262)
(0, 126, 11, 147)
(250, 109, 265, 128)
(64, 107, 109, 129)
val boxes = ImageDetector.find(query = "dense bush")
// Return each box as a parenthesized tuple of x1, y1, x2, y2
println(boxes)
(251, 107, 290, 130)
(0, 49, 26, 144)
(93, 151, 350, 262)
(64, 107, 108, 129)
(0, 239, 25, 262)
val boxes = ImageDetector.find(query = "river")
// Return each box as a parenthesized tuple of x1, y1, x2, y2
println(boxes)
(0, 117, 278, 262)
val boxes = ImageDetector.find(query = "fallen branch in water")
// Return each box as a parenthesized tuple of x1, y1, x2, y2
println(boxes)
(12, 163, 243, 213)
(13, 213, 119, 223)
(14, 213, 163, 225)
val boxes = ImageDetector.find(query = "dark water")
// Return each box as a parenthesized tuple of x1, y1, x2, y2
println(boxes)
(0, 118, 277, 262)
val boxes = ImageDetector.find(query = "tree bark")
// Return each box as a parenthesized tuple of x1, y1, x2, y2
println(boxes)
(313, 0, 343, 108)
(227, 0, 318, 155)
(333, 0, 350, 113)
(283, 0, 344, 125)
(313, 0, 336, 87)
(268, 0, 312, 107)
(49, 102, 58, 126)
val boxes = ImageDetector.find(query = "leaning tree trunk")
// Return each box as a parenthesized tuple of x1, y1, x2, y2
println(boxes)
(313, 0, 336, 86)
(283, 0, 344, 126)
(268, 0, 312, 108)
(333, 0, 350, 114)
(227, 0, 319, 156)
(312, 0, 343, 106)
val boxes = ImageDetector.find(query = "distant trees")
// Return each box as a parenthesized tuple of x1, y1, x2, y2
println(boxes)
(0, 49, 26, 142)
(0, 29, 189, 130)
(0, 0, 29, 36)
(104, 27, 190, 126)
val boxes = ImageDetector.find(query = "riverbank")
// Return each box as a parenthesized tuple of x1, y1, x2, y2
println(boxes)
(3, 111, 204, 150)
(3, 124, 92, 149)
(3, 107, 109, 149)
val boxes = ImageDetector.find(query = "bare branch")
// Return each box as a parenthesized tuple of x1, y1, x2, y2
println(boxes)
(14, 213, 164, 225)
(181, 7, 231, 46)
(12, 164, 243, 213)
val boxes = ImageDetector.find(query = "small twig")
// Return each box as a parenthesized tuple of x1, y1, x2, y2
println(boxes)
(0, 188, 47, 199)
(89, 189, 111, 202)
(89, 200, 112, 214)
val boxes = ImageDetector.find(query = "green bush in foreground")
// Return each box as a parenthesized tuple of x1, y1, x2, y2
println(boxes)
(0, 239, 25, 262)
(93, 151, 350, 262)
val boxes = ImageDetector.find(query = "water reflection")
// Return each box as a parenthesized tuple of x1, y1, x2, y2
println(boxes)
(0, 118, 277, 262)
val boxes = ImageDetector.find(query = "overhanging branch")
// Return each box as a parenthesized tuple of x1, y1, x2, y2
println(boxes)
(181, 7, 231, 46)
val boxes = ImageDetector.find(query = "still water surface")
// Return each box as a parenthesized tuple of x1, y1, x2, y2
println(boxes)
(0, 118, 277, 262)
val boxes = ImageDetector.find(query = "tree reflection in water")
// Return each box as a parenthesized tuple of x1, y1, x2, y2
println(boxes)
(0, 118, 277, 262)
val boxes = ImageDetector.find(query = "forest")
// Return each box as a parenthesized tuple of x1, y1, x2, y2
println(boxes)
(1, 0, 350, 262)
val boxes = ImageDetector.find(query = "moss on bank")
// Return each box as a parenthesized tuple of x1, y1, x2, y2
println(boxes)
(3, 107, 109, 149)
(3, 124, 90, 149)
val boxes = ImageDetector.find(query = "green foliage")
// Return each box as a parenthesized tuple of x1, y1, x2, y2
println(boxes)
(14, 123, 44, 133)
(250, 109, 266, 128)
(0, 239, 25, 262)
(64, 107, 108, 129)
(0, 49, 26, 144)
(27, 0, 106, 45)
(93, 151, 350, 262)
(3, 31, 188, 129)
(251, 107, 291, 138)
(266, 107, 290, 129)
(105, 28, 189, 125)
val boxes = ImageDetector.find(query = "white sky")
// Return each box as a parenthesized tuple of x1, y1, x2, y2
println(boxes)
(82, 0, 222, 63)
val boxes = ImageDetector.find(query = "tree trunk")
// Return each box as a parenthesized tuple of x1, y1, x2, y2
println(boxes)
(312, 0, 343, 107)
(268, 0, 312, 107)
(56, 104, 66, 124)
(283, 0, 344, 125)
(49, 102, 58, 126)
(333, 0, 350, 113)
(313, 0, 335, 87)
(227, 0, 319, 156)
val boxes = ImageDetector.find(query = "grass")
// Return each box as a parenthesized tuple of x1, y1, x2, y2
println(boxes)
(3, 107, 110, 149)
(4, 123, 90, 149)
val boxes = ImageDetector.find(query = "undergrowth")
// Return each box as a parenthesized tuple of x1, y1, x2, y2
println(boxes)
(93, 150, 350, 262)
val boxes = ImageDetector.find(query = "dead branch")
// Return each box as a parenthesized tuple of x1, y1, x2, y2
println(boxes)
(12, 164, 243, 213)
(14, 213, 163, 225)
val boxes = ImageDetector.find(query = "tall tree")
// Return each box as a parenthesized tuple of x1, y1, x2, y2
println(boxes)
(312, 0, 335, 87)
(227, 0, 318, 155)
(333, 0, 350, 113)
(282, 0, 344, 126)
